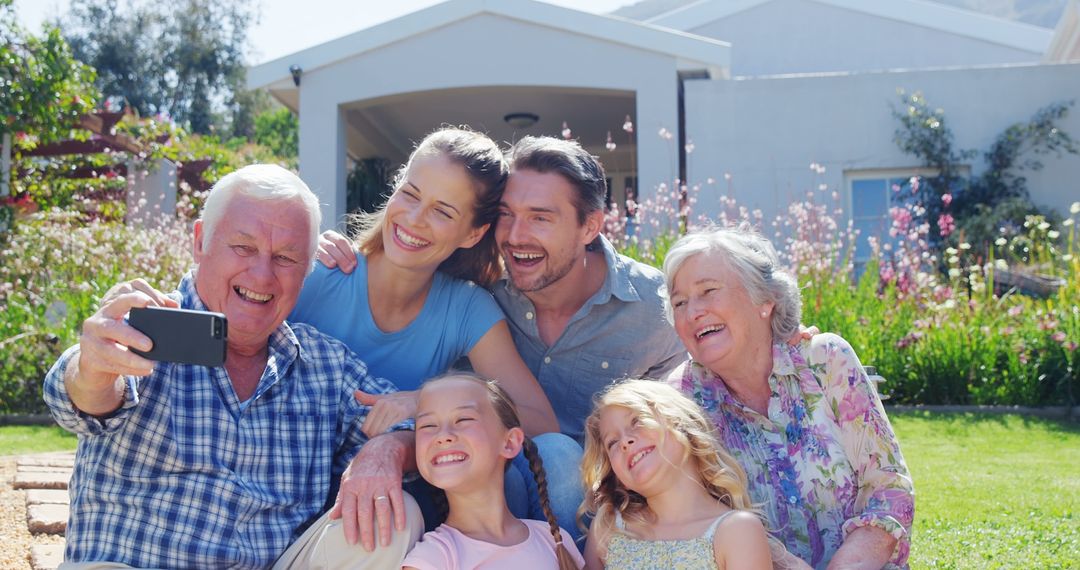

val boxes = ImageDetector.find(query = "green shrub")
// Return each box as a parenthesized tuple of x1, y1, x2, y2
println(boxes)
(0, 210, 192, 413)
(607, 173, 1079, 406)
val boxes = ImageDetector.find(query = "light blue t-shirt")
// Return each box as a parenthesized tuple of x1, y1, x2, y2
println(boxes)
(291, 254, 505, 391)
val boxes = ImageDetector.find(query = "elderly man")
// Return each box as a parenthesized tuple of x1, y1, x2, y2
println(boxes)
(43, 165, 423, 569)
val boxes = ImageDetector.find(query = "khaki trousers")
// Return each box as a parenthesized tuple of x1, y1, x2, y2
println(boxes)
(58, 492, 424, 570)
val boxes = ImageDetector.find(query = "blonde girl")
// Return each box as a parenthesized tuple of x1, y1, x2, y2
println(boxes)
(403, 372, 583, 570)
(580, 379, 775, 570)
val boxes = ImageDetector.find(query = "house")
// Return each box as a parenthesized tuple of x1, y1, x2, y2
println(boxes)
(248, 0, 1080, 259)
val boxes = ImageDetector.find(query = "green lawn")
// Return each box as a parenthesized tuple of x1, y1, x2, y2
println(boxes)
(2, 413, 1077, 567)
(0, 424, 77, 456)
(892, 411, 1079, 569)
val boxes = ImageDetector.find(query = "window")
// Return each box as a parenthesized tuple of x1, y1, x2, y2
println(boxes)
(846, 168, 964, 263)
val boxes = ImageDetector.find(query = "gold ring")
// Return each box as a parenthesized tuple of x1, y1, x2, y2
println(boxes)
(374, 495, 388, 501)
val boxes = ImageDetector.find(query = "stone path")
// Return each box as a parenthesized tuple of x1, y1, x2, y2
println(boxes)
(11, 452, 73, 570)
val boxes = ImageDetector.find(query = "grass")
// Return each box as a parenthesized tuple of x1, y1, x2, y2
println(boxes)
(0, 425, 77, 456)
(1, 413, 1077, 566)
(892, 411, 1079, 568)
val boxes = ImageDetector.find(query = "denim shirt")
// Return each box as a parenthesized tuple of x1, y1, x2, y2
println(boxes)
(492, 236, 686, 443)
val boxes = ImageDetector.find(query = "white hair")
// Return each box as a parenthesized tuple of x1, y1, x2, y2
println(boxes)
(199, 164, 321, 261)
(661, 223, 802, 343)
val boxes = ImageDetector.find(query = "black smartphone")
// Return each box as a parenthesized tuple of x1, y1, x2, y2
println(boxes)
(128, 306, 227, 367)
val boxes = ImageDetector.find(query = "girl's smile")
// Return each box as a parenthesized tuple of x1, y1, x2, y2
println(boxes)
(415, 378, 522, 493)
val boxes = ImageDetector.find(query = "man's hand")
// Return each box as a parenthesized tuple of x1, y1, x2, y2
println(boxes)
(99, 278, 179, 310)
(316, 230, 358, 273)
(787, 324, 820, 346)
(329, 432, 414, 551)
(355, 389, 418, 438)
(70, 281, 176, 415)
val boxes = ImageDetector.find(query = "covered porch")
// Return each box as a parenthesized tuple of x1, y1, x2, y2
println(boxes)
(247, 0, 729, 229)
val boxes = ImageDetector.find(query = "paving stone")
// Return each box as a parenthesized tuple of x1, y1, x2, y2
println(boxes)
(29, 543, 64, 570)
(17, 456, 75, 469)
(17, 465, 73, 474)
(25, 489, 69, 505)
(27, 503, 68, 534)
(13, 471, 70, 490)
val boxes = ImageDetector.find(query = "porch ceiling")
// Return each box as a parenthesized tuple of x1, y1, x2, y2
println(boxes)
(341, 86, 637, 164)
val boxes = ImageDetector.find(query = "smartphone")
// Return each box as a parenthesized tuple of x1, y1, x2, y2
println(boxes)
(128, 306, 227, 367)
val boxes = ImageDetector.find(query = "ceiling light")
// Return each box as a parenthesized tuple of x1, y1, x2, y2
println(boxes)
(503, 112, 539, 129)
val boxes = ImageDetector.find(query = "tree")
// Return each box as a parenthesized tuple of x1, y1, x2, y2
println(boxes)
(253, 106, 298, 161)
(0, 0, 98, 144)
(1, 0, 98, 231)
(61, 0, 254, 135)
(893, 91, 1078, 250)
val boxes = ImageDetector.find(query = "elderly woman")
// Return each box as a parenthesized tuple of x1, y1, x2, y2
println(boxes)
(662, 224, 914, 570)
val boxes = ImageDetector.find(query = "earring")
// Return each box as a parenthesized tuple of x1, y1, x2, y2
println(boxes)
(760, 311, 768, 318)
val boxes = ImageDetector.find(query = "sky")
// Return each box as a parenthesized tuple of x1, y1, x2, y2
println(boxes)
(15, 0, 640, 65)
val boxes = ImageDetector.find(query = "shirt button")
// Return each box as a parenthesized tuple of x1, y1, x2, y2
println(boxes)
(544, 356, 552, 364)
(525, 311, 534, 320)
(601, 361, 609, 369)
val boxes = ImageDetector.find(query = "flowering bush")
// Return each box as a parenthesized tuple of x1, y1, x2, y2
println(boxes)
(605, 163, 1079, 407)
(0, 210, 193, 413)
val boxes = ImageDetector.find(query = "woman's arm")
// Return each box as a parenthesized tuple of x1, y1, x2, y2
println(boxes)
(825, 525, 896, 570)
(468, 321, 559, 436)
(810, 334, 914, 567)
(713, 511, 772, 570)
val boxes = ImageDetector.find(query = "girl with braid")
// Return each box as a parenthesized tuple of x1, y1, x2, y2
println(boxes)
(403, 372, 583, 570)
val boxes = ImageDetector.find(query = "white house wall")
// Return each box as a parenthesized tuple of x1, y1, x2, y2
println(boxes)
(685, 0, 1044, 76)
(297, 12, 681, 230)
(684, 62, 1080, 227)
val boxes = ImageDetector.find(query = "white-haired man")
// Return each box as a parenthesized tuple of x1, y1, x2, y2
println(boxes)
(44, 164, 423, 569)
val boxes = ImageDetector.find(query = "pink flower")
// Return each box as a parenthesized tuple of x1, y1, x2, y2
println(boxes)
(879, 263, 896, 283)
(1008, 305, 1023, 317)
(938, 213, 955, 237)
(941, 193, 953, 207)
(1052, 332, 1067, 343)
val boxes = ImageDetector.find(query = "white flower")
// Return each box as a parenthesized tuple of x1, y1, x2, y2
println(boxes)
(1065, 219, 1075, 227)
(948, 256, 960, 264)
(995, 237, 1008, 246)
(1038, 222, 1051, 231)
(1071, 202, 1080, 214)
(994, 259, 1008, 271)
(948, 268, 962, 278)
(946, 247, 958, 255)
(959, 242, 971, 250)
(1048, 230, 1060, 239)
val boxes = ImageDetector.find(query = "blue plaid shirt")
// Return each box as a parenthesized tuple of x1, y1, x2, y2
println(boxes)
(43, 273, 404, 569)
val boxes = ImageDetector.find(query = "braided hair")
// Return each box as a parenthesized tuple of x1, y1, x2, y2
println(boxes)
(422, 372, 579, 570)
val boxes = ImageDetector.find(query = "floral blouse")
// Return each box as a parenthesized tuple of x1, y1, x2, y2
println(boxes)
(667, 333, 914, 569)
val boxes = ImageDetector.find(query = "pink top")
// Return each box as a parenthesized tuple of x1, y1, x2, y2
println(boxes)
(402, 519, 584, 570)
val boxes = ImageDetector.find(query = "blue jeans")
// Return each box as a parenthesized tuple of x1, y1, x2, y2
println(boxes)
(505, 432, 586, 550)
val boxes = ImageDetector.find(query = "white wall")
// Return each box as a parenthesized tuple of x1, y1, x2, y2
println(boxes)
(684, 62, 1080, 227)
(298, 12, 682, 230)
(687, 0, 1043, 76)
